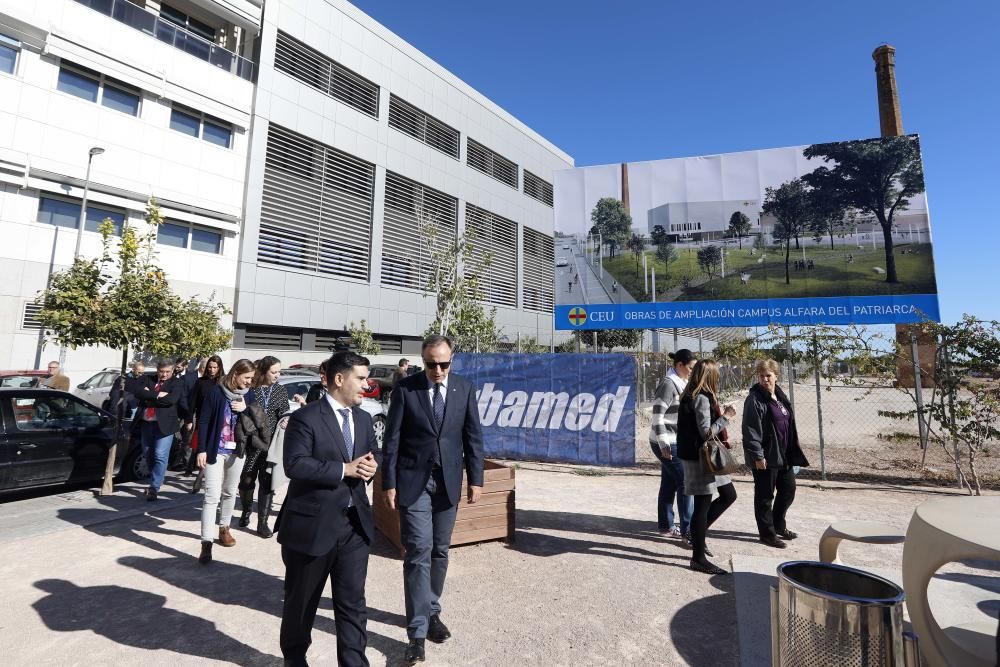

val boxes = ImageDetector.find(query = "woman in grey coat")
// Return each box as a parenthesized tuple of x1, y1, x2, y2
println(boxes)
(677, 359, 738, 575)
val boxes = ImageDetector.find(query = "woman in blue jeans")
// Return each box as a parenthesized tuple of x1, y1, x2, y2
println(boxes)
(649, 349, 697, 539)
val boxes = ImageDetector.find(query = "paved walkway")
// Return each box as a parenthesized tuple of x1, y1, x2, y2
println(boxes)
(0, 467, 992, 666)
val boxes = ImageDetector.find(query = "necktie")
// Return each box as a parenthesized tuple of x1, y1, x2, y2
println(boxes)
(339, 408, 354, 460)
(145, 382, 160, 420)
(433, 383, 444, 430)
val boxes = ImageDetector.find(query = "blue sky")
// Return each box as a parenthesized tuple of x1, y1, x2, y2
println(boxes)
(349, 0, 1000, 324)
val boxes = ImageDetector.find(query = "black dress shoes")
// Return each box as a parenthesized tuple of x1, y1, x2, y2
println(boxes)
(427, 614, 451, 643)
(404, 638, 425, 664)
(777, 528, 798, 540)
(145, 487, 157, 502)
(761, 535, 788, 549)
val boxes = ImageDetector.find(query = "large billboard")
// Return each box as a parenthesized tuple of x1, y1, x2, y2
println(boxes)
(453, 353, 636, 466)
(553, 135, 939, 330)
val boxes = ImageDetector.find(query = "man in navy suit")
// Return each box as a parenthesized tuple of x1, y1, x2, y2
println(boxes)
(382, 334, 485, 665)
(277, 351, 379, 667)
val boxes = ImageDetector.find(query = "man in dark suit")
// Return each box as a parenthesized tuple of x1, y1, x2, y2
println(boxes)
(173, 357, 199, 469)
(127, 359, 183, 501)
(382, 334, 485, 665)
(277, 351, 379, 667)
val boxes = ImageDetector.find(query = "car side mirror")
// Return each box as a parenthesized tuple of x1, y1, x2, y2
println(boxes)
(77, 383, 87, 389)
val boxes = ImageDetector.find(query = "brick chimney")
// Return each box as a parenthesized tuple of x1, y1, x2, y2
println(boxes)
(872, 45, 903, 137)
(621, 162, 630, 215)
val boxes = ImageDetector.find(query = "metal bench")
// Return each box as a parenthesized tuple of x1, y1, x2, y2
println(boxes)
(819, 520, 905, 564)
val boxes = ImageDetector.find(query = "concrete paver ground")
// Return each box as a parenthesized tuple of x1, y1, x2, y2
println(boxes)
(0, 465, 993, 666)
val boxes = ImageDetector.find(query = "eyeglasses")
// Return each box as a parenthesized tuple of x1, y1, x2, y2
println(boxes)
(423, 360, 452, 370)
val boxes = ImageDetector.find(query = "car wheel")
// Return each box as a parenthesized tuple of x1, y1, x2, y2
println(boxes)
(119, 446, 150, 483)
(372, 414, 386, 449)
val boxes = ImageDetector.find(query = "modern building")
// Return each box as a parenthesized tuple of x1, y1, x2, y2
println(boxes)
(0, 0, 572, 379)
(232, 0, 573, 360)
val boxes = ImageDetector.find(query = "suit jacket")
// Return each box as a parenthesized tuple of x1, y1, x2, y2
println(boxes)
(382, 372, 485, 507)
(128, 375, 183, 435)
(277, 398, 377, 557)
(43, 374, 70, 392)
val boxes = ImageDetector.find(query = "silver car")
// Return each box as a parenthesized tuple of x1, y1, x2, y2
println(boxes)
(277, 374, 388, 447)
(73, 368, 157, 410)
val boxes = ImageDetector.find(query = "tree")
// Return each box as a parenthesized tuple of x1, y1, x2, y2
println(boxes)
(696, 245, 722, 280)
(573, 328, 642, 352)
(803, 136, 925, 283)
(590, 197, 632, 258)
(650, 224, 668, 247)
(726, 211, 752, 249)
(807, 187, 850, 249)
(348, 319, 380, 355)
(422, 220, 502, 353)
(627, 233, 646, 278)
(762, 179, 811, 284)
(656, 243, 678, 276)
(36, 199, 231, 494)
(753, 232, 767, 253)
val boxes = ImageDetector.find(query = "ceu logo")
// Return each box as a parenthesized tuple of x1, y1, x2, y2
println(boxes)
(567, 307, 587, 326)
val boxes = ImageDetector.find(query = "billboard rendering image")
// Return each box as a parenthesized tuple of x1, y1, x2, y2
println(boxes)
(552, 135, 939, 330)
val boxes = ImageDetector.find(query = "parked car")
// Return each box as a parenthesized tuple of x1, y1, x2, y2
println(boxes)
(366, 364, 423, 396)
(73, 367, 157, 410)
(556, 256, 569, 267)
(276, 375, 389, 447)
(0, 370, 48, 388)
(0, 388, 141, 493)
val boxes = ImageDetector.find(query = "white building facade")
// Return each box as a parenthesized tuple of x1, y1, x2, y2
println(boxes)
(233, 0, 573, 360)
(0, 0, 250, 383)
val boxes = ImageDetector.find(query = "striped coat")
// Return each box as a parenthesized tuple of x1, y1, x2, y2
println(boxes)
(648, 369, 686, 459)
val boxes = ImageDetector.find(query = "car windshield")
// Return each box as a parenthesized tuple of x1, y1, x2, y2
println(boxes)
(0, 375, 41, 388)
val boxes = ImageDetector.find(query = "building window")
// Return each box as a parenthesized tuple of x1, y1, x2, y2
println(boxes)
(56, 62, 141, 117)
(274, 31, 380, 118)
(381, 171, 457, 290)
(258, 125, 375, 281)
(522, 227, 554, 313)
(388, 94, 460, 159)
(464, 204, 518, 308)
(159, 2, 216, 42)
(467, 139, 518, 189)
(37, 196, 125, 236)
(523, 170, 554, 207)
(0, 34, 19, 75)
(169, 104, 233, 148)
(158, 220, 223, 253)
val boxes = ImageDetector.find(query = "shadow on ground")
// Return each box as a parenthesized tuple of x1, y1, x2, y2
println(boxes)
(670, 573, 739, 667)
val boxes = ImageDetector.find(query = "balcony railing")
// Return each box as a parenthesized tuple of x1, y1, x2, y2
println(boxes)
(75, 0, 256, 81)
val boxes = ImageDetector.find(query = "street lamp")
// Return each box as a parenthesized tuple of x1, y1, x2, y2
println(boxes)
(73, 146, 105, 260)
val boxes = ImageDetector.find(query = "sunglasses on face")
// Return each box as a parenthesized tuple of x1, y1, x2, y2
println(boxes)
(423, 360, 452, 370)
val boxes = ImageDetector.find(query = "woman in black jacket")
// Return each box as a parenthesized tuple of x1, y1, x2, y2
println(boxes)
(185, 355, 224, 476)
(741, 358, 809, 549)
(677, 359, 738, 575)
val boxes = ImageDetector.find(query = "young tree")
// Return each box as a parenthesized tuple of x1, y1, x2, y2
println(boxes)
(590, 197, 632, 258)
(803, 136, 925, 283)
(348, 319, 381, 356)
(650, 224, 668, 247)
(753, 232, 767, 253)
(726, 211, 752, 249)
(36, 199, 231, 494)
(808, 187, 851, 249)
(696, 245, 722, 280)
(656, 242, 678, 276)
(422, 220, 502, 353)
(573, 328, 642, 352)
(627, 233, 647, 278)
(763, 179, 811, 284)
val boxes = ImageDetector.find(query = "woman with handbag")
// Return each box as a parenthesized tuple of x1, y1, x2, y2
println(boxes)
(677, 359, 738, 575)
(741, 359, 809, 549)
(237, 356, 287, 538)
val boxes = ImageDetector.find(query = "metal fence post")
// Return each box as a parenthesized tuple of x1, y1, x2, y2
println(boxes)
(813, 330, 826, 480)
(785, 327, 795, 411)
(516, 331, 521, 353)
(911, 334, 929, 457)
(943, 345, 963, 489)
(698, 330, 703, 355)
(593, 331, 598, 353)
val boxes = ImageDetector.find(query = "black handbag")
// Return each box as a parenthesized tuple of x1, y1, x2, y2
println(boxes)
(702, 433, 739, 475)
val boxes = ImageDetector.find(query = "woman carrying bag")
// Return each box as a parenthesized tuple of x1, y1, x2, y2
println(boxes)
(677, 359, 738, 575)
(742, 358, 809, 549)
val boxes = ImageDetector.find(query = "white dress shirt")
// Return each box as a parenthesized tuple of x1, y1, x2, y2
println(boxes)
(428, 377, 448, 407)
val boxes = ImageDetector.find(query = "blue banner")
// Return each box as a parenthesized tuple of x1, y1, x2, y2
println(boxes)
(555, 294, 940, 330)
(452, 353, 636, 467)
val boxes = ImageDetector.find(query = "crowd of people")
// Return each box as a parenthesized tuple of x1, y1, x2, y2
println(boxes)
(649, 350, 809, 575)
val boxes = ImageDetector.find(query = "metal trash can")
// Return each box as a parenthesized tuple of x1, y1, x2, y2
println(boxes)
(769, 561, 920, 666)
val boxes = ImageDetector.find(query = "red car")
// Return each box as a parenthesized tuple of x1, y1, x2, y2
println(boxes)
(361, 379, 380, 400)
(0, 370, 49, 388)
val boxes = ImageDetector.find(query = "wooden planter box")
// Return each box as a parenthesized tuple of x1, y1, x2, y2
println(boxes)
(373, 460, 515, 555)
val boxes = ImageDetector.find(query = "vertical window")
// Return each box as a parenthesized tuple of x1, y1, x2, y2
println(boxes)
(170, 107, 200, 137)
(191, 227, 222, 254)
(202, 119, 232, 148)
(158, 222, 189, 248)
(57, 65, 100, 102)
(169, 105, 233, 148)
(160, 3, 217, 41)
(0, 34, 18, 75)
(101, 79, 141, 116)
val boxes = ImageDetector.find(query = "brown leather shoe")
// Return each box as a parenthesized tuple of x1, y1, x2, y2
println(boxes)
(219, 526, 236, 547)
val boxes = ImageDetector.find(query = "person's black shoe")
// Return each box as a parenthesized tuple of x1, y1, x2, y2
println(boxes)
(199, 541, 212, 565)
(145, 487, 157, 502)
(761, 536, 788, 549)
(403, 639, 425, 664)
(427, 614, 451, 643)
(238, 509, 252, 528)
(704, 544, 715, 558)
(689, 559, 728, 575)
(777, 528, 798, 540)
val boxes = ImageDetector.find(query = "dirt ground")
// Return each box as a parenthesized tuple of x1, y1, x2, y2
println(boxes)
(636, 378, 1000, 491)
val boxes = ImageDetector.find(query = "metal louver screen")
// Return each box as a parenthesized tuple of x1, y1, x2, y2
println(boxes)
(241, 326, 302, 350)
(388, 94, 460, 159)
(381, 171, 457, 291)
(257, 124, 375, 281)
(464, 204, 517, 308)
(524, 170, 554, 207)
(522, 227, 554, 313)
(22, 302, 43, 330)
(467, 139, 518, 189)
(274, 31, 380, 118)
